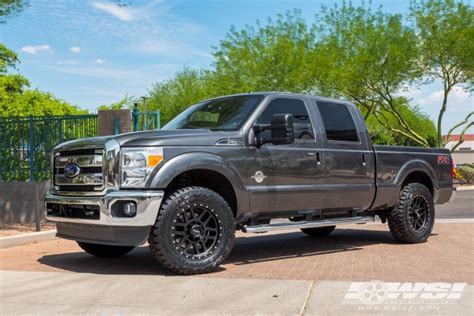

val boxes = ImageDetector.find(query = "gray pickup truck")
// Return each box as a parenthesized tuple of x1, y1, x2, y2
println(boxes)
(45, 92, 455, 274)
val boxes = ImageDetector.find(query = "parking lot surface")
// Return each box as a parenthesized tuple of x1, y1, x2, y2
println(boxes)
(1, 222, 472, 283)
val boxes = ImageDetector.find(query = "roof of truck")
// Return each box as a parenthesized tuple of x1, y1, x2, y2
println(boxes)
(205, 92, 353, 105)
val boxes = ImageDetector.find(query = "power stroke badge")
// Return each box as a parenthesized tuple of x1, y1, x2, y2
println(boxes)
(251, 171, 267, 183)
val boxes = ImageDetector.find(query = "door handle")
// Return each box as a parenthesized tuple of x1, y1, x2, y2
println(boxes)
(362, 153, 367, 167)
(308, 152, 321, 166)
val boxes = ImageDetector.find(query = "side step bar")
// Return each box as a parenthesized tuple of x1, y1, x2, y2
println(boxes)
(242, 216, 375, 233)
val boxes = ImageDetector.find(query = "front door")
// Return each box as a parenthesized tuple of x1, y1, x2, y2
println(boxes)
(246, 97, 326, 214)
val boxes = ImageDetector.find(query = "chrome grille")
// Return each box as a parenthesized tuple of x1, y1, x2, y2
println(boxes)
(54, 149, 104, 191)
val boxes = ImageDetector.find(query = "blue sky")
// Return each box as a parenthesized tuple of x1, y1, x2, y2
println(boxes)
(1, 0, 472, 133)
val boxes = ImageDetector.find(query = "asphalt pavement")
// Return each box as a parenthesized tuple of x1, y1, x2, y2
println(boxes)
(436, 190, 473, 219)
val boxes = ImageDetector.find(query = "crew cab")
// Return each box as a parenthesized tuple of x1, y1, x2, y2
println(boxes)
(45, 93, 455, 274)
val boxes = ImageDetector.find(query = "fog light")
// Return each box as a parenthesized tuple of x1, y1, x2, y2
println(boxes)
(123, 202, 137, 217)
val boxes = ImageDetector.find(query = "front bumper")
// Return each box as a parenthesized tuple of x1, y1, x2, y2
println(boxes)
(45, 190, 164, 227)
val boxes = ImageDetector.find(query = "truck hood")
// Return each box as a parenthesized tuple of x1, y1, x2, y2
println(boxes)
(54, 129, 242, 151)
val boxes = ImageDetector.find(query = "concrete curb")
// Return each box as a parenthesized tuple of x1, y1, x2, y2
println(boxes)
(436, 218, 474, 223)
(365, 219, 474, 224)
(456, 185, 474, 191)
(0, 230, 56, 249)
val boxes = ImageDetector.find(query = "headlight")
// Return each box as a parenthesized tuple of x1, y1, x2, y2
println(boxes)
(120, 147, 163, 187)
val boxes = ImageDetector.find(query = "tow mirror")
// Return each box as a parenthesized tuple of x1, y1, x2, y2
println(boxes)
(253, 113, 295, 147)
(270, 113, 294, 145)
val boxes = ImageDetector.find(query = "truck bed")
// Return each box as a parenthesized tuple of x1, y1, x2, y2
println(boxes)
(372, 145, 453, 209)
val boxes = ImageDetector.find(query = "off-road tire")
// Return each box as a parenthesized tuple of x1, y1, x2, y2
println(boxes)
(301, 225, 336, 237)
(388, 183, 435, 243)
(77, 242, 134, 258)
(148, 186, 235, 275)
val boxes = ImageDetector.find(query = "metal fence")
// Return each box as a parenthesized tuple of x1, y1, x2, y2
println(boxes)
(0, 115, 98, 182)
(133, 108, 161, 131)
(1, 111, 161, 183)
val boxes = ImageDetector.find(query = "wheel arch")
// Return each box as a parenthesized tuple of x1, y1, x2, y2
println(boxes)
(149, 153, 247, 216)
(401, 171, 434, 196)
(394, 160, 438, 196)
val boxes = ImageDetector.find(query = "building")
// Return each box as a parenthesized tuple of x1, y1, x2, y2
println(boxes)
(444, 134, 474, 165)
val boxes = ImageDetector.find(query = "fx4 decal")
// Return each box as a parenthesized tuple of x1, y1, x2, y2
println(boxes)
(437, 155, 450, 165)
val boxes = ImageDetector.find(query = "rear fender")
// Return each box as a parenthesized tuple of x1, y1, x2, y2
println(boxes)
(393, 159, 438, 192)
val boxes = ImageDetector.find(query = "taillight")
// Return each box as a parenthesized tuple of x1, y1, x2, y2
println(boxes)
(451, 159, 455, 179)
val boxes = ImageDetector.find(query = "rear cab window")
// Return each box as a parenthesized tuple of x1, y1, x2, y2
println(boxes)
(316, 101, 359, 142)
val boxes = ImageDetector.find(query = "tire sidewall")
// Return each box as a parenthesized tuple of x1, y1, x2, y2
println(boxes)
(152, 187, 235, 272)
(401, 184, 435, 241)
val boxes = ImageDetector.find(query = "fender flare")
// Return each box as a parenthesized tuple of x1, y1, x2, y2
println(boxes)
(393, 159, 439, 192)
(148, 152, 246, 193)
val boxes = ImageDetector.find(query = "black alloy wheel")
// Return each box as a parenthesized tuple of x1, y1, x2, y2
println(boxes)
(149, 186, 235, 274)
(408, 196, 429, 231)
(388, 183, 435, 243)
(170, 203, 221, 260)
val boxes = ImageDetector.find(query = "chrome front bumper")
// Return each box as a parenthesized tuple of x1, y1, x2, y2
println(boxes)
(45, 190, 164, 226)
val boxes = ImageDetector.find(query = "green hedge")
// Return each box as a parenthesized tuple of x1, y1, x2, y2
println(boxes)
(458, 164, 474, 185)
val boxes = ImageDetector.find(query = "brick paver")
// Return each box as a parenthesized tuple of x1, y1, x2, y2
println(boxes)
(0, 223, 472, 283)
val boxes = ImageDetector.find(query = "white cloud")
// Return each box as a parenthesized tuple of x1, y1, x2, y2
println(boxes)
(49, 63, 179, 82)
(69, 46, 80, 53)
(95, 58, 106, 64)
(400, 83, 473, 134)
(417, 87, 472, 111)
(132, 38, 185, 57)
(191, 50, 213, 59)
(20, 44, 52, 54)
(92, 2, 138, 21)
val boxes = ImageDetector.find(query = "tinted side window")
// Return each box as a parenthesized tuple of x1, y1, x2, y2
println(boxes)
(257, 98, 313, 139)
(317, 102, 358, 142)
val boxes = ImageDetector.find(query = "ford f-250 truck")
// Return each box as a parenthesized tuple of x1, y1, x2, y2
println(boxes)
(45, 92, 455, 274)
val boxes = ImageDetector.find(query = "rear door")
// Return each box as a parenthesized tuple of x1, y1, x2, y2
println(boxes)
(246, 96, 326, 214)
(314, 101, 375, 211)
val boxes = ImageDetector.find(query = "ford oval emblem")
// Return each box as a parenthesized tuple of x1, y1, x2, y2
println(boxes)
(64, 163, 81, 178)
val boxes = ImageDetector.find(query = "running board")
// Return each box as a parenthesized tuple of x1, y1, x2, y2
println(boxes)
(242, 216, 375, 233)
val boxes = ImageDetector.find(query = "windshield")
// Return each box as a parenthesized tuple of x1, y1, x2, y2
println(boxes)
(162, 95, 264, 131)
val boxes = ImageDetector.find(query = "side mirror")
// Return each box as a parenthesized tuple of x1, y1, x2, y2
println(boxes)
(270, 113, 295, 145)
(253, 113, 295, 147)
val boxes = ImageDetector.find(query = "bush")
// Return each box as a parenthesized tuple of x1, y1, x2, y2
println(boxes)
(457, 164, 474, 185)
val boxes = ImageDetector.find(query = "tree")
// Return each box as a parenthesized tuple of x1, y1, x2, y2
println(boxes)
(410, 0, 474, 149)
(365, 98, 437, 146)
(146, 68, 218, 125)
(0, 43, 20, 72)
(0, 44, 86, 116)
(146, 8, 437, 145)
(2, 89, 87, 116)
(97, 94, 136, 111)
(313, 3, 430, 146)
(212, 10, 317, 94)
(0, 0, 28, 23)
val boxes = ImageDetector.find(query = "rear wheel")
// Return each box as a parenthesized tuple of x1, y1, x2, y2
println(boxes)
(388, 183, 434, 243)
(77, 242, 134, 258)
(148, 186, 235, 275)
(301, 225, 336, 237)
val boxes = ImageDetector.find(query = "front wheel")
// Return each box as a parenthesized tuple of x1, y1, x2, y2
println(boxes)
(148, 186, 235, 275)
(388, 183, 435, 243)
(77, 242, 135, 258)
